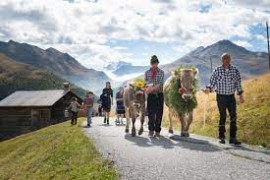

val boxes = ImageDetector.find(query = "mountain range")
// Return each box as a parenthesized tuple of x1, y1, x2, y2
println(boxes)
(0, 39, 268, 100)
(160, 40, 269, 86)
(106, 40, 268, 88)
(105, 61, 148, 76)
(0, 53, 87, 100)
(0, 40, 111, 94)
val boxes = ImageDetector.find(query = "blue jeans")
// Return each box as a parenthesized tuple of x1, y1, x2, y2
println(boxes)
(87, 107, 93, 124)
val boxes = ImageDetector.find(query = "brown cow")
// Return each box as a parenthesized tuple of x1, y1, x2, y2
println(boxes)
(123, 85, 146, 137)
(164, 68, 198, 137)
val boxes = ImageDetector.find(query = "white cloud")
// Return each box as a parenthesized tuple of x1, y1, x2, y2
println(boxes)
(233, 40, 253, 48)
(104, 71, 144, 83)
(256, 34, 265, 41)
(229, 0, 270, 11)
(0, 0, 269, 69)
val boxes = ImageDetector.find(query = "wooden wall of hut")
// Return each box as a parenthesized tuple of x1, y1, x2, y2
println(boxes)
(51, 91, 83, 122)
(0, 91, 83, 140)
(0, 107, 50, 140)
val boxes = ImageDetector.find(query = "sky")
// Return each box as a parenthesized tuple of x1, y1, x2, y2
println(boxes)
(0, 0, 269, 71)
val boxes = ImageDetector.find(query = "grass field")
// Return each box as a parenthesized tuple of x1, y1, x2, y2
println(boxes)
(163, 73, 270, 148)
(0, 118, 118, 180)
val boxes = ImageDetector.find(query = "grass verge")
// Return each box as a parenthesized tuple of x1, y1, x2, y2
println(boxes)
(163, 73, 270, 148)
(0, 118, 118, 180)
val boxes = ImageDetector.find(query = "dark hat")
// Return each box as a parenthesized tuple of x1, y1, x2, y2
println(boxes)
(150, 55, 159, 64)
(87, 91, 93, 95)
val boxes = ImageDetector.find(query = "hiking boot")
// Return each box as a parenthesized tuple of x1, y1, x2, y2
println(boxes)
(148, 131, 154, 137)
(229, 138, 241, 145)
(219, 138, 225, 144)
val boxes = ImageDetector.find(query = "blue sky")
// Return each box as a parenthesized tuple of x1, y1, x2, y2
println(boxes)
(0, 0, 269, 70)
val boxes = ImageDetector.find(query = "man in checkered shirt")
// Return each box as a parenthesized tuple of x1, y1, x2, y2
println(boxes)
(205, 53, 244, 145)
(145, 55, 165, 137)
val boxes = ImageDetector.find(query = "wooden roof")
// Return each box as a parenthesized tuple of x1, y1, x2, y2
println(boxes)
(0, 90, 71, 107)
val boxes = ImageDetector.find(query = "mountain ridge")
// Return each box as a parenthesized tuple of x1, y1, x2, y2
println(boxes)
(105, 60, 148, 76)
(160, 39, 268, 86)
(0, 53, 87, 100)
(0, 40, 111, 94)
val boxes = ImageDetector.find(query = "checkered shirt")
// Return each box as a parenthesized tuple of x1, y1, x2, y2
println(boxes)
(207, 65, 243, 95)
(145, 67, 164, 93)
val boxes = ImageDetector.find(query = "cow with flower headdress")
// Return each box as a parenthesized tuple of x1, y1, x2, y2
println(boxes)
(164, 66, 198, 137)
(123, 78, 146, 136)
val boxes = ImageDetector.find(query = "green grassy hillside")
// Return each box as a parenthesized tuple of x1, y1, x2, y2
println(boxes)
(0, 118, 118, 180)
(163, 73, 270, 148)
(0, 53, 87, 100)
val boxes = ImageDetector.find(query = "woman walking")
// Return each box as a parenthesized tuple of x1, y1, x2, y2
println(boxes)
(101, 82, 113, 125)
(115, 86, 125, 125)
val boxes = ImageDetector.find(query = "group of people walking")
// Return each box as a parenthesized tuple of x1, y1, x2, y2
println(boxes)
(68, 52, 244, 145)
(99, 83, 125, 125)
(67, 92, 94, 126)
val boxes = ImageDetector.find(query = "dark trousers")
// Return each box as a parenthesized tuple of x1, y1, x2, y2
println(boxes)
(71, 111, 78, 125)
(147, 93, 164, 133)
(216, 94, 237, 139)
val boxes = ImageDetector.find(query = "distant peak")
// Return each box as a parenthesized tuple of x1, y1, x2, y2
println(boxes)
(208, 39, 247, 50)
(193, 46, 205, 51)
(117, 61, 132, 66)
(216, 39, 233, 45)
(8, 40, 18, 44)
(219, 39, 231, 43)
(46, 47, 61, 53)
(188, 46, 205, 54)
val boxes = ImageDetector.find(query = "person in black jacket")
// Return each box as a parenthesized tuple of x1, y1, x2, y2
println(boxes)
(101, 82, 113, 125)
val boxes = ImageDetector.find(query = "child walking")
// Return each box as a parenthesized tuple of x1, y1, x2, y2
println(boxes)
(115, 87, 125, 125)
(83, 92, 94, 127)
(67, 97, 81, 125)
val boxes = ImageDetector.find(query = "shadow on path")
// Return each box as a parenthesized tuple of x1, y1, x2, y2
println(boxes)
(124, 133, 220, 152)
(223, 144, 270, 155)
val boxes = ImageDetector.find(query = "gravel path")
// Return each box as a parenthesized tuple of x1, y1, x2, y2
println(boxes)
(83, 117, 270, 180)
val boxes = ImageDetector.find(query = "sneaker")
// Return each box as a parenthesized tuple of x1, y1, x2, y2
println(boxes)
(148, 131, 154, 137)
(219, 138, 225, 144)
(229, 138, 241, 145)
